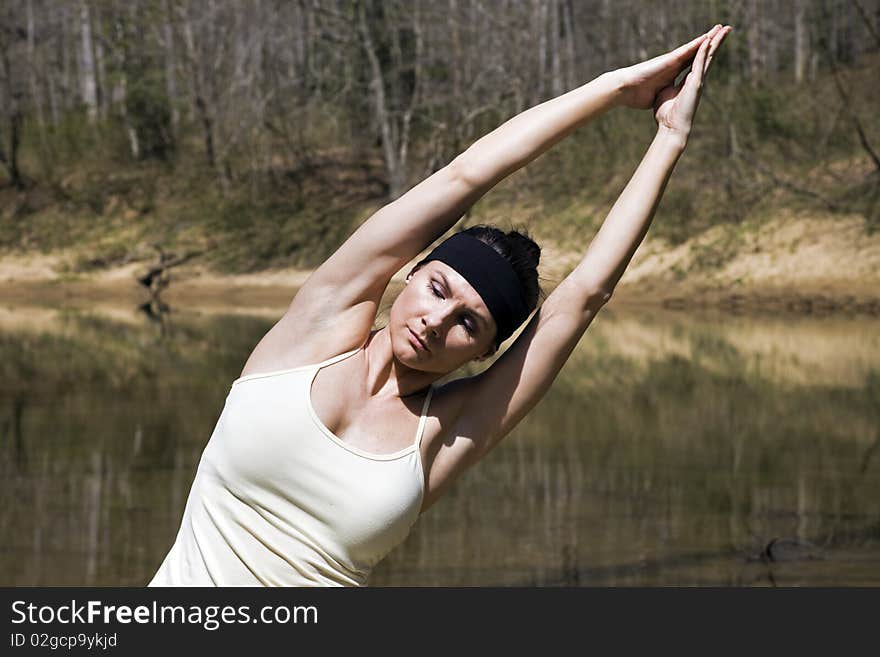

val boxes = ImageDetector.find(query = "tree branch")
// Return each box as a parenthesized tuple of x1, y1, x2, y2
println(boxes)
(852, 0, 880, 50)
(825, 37, 880, 173)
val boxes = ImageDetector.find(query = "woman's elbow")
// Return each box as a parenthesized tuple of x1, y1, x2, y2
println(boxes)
(447, 154, 478, 189)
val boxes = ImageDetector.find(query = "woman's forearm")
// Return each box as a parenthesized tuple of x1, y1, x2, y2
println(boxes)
(454, 72, 623, 190)
(571, 129, 686, 297)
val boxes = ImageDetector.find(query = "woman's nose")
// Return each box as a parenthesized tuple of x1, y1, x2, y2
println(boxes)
(421, 312, 445, 338)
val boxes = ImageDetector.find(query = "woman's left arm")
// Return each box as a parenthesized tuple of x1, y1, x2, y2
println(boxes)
(448, 27, 732, 460)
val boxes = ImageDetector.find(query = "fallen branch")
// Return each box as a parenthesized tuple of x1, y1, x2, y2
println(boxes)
(137, 247, 207, 298)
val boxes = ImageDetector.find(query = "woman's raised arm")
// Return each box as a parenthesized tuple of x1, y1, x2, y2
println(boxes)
(570, 25, 731, 297)
(423, 27, 732, 504)
(254, 28, 723, 380)
(298, 75, 621, 314)
(295, 31, 712, 316)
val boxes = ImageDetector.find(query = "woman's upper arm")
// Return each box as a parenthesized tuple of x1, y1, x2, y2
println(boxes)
(241, 162, 480, 377)
(419, 279, 607, 512)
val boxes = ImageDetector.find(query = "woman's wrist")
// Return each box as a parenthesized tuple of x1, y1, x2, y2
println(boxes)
(654, 125, 689, 152)
(599, 70, 628, 107)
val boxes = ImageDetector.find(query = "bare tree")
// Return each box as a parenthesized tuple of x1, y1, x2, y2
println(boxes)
(747, 0, 763, 85)
(549, 0, 563, 97)
(79, 0, 98, 122)
(26, 0, 45, 128)
(162, 0, 180, 135)
(3, 0, 880, 220)
(358, 0, 423, 200)
(0, 0, 26, 189)
(180, 0, 219, 173)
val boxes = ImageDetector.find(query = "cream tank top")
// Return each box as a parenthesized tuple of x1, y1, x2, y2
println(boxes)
(149, 346, 433, 586)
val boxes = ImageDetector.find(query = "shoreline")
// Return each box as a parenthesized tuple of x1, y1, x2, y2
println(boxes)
(3, 207, 880, 318)
(1, 268, 878, 318)
(610, 281, 880, 317)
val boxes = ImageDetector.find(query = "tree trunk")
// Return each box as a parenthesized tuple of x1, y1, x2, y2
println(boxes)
(93, 9, 107, 120)
(829, 1, 839, 64)
(8, 109, 23, 189)
(47, 69, 59, 126)
(61, 2, 73, 113)
(448, 0, 462, 102)
(550, 0, 562, 97)
(181, 1, 217, 170)
(794, 0, 808, 83)
(633, 10, 647, 62)
(747, 0, 762, 86)
(79, 0, 98, 122)
(562, 0, 576, 88)
(0, 42, 25, 190)
(162, 0, 179, 134)
(600, 0, 612, 69)
(358, 0, 402, 199)
(195, 92, 216, 169)
(535, 0, 548, 102)
(396, 0, 422, 193)
(26, 0, 45, 128)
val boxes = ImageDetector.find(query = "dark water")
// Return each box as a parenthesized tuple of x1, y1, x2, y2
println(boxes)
(1, 303, 878, 586)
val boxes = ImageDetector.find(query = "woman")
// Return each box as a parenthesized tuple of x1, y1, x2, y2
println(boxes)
(150, 25, 732, 586)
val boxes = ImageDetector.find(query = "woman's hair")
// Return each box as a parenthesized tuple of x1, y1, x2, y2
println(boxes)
(458, 224, 542, 319)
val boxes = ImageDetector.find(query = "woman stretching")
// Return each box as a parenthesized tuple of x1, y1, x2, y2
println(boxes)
(150, 25, 732, 586)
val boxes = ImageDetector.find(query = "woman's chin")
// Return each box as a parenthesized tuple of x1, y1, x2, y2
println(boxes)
(396, 346, 446, 373)
(402, 353, 435, 371)
(392, 339, 426, 367)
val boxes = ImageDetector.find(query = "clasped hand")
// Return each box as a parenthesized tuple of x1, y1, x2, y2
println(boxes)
(613, 24, 732, 142)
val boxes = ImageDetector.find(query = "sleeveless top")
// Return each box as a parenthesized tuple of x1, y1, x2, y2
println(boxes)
(148, 346, 433, 587)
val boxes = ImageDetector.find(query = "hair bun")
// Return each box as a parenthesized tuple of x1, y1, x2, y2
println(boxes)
(506, 229, 541, 269)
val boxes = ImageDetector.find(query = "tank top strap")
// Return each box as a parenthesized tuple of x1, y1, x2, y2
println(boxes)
(413, 384, 434, 449)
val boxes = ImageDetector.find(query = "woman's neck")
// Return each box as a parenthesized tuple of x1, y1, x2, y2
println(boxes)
(363, 327, 445, 399)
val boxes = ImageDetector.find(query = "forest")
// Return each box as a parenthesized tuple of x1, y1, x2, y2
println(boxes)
(0, 0, 878, 281)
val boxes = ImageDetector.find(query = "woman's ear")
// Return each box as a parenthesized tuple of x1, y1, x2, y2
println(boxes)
(406, 263, 424, 284)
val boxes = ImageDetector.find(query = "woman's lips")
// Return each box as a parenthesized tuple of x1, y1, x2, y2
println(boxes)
(408, 328, 428, 352)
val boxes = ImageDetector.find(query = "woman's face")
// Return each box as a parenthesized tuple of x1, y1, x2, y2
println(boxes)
(389, 261, 498, 373)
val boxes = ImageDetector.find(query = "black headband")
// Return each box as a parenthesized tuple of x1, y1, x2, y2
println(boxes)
(418, 232, 530, 346)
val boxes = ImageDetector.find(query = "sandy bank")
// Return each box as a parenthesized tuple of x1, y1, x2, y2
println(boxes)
(1, 212, 878, 315)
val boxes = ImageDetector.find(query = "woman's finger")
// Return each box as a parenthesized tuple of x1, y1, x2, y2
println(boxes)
(685, 37, 711, 92)
(704, 26, 732, 75)
(707, 23, 723, 39)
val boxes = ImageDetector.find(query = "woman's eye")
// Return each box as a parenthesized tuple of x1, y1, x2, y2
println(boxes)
(429, 283, 443, 299)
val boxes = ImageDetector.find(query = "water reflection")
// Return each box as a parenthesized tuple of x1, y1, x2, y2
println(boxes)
(0, 303, 877, 586)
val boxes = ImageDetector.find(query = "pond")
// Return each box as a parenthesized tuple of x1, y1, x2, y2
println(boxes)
(1, 301, 878, 586)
